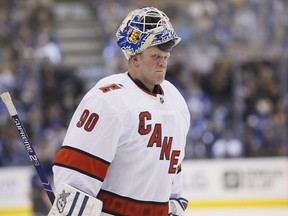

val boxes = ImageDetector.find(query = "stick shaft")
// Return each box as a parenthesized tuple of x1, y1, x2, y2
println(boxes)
(1, 92, 55, 204)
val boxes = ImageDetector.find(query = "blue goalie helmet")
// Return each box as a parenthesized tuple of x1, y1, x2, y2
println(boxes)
(116, 7, 181, 59)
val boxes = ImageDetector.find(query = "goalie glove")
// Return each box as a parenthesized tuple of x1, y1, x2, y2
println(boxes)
(48, 183, 102, 216)
(168, 197, 188, 216)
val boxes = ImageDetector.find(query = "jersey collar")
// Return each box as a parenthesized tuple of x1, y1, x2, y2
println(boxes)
(128, 73, 164, 96)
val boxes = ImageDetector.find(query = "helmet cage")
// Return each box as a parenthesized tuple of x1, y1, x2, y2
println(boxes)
(116, 7, 181, 59)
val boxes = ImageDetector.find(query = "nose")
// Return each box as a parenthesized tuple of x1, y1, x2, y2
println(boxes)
(158, 57, 167, 68)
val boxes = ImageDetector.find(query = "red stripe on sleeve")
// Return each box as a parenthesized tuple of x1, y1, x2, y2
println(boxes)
(54, 146, 110, 182)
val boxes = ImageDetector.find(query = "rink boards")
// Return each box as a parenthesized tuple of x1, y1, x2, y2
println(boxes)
(182, 157, 288, 216)
(0, 166, 33, 216)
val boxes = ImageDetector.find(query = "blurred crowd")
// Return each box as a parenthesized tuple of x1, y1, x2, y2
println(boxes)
(0, 0, 84, 169)
(0, 0, 287, 174)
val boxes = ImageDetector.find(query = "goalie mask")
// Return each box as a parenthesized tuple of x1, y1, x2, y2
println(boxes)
(116, 7, 181, 59)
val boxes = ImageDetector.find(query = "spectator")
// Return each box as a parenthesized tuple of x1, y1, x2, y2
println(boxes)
(212, 128, 243, 158)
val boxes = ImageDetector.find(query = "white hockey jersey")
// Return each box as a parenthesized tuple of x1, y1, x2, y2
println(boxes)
(53, 72, 190, 215)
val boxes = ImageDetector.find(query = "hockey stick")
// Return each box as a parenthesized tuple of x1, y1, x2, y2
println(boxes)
(0, 92, 55, 205)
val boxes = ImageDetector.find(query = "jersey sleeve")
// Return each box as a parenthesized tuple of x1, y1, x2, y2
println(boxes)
(170, 165, 183, 198)
(53, 88, 123, 197)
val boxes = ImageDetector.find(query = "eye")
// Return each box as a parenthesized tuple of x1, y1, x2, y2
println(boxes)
(152, 54, 160, 60)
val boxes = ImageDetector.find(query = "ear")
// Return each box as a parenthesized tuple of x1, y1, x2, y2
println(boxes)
(130, 55, 140, 67)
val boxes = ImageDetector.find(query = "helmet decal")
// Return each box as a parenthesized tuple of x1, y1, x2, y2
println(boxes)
(116, 7, 181, 59)
(128, 29, 142, 43)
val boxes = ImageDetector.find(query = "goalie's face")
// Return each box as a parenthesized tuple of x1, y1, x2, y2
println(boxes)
(131, 46, 170, 91)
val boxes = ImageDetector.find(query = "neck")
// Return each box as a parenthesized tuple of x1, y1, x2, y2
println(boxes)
(128, 73, 161, 94)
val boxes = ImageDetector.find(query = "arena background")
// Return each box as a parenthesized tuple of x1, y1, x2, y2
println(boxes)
(0, 0, 287, 215)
